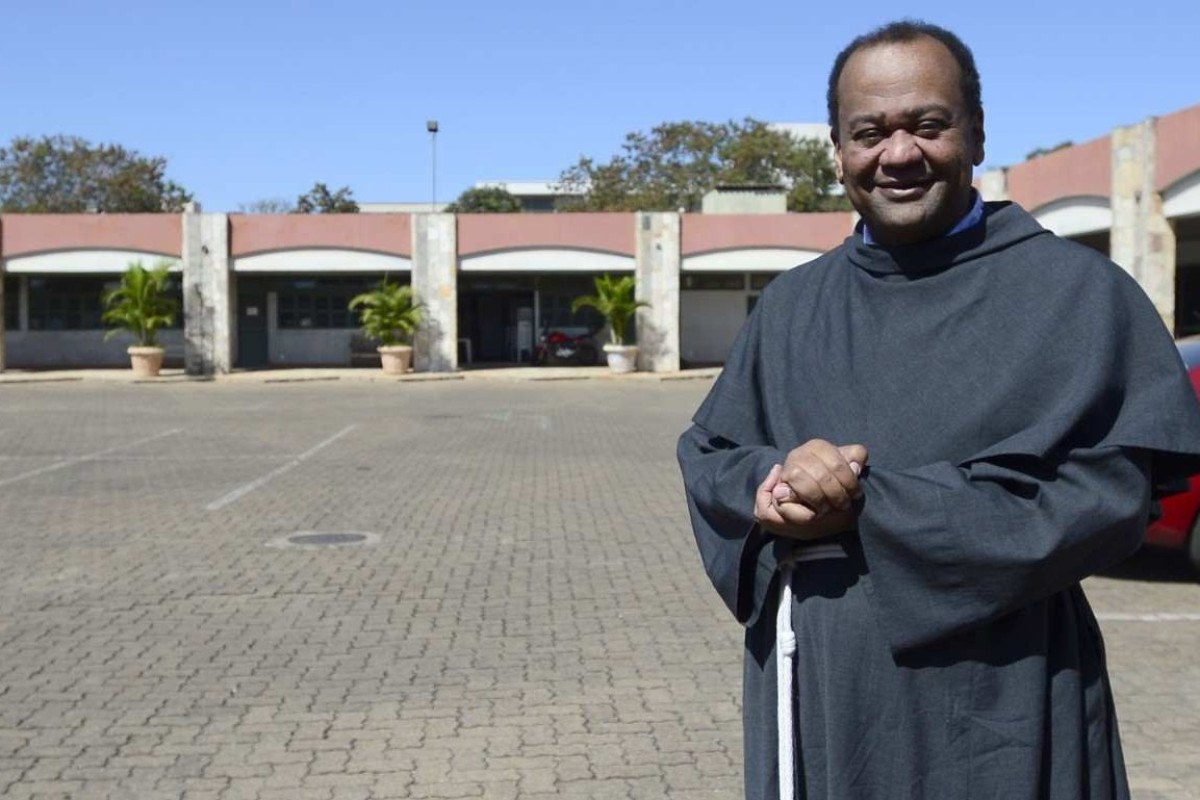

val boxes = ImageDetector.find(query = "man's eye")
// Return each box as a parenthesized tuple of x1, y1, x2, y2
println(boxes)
(916, 120, 947, 137)
(854, 130, 883, 145)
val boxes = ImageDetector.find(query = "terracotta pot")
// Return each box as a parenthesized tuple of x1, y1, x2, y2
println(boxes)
(128, 346, 165, 378)
(603, 344, 639, 374)
(378, 345, 414, 375)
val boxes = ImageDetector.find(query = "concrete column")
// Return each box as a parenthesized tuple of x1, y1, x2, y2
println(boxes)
(1112, 119, 1176, 330)
(977, 168, 1009, 202)
(0, 216, 6, 370)
(635, 212, 680, 372)
(411, 214, 457, 372)
(0, 217, 8, 372)
(182, 210, 234, 375)
(0, 260, 6, 373)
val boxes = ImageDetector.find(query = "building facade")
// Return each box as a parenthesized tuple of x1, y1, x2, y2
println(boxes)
(1, 105, 1197, 372)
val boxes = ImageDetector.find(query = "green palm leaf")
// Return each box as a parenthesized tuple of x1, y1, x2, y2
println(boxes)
(101, 260, 179, 346)
(348, 280, 424, 346)
(571, 274, 648, 345)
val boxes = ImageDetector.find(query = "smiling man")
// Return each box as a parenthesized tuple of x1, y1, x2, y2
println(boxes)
(678, 19, 1200, 800)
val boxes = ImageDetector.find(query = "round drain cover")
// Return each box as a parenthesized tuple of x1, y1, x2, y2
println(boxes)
(266, 531, 380, 550)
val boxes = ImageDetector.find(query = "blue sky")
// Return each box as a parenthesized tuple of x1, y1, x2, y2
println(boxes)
(3, 0, 1196, 212)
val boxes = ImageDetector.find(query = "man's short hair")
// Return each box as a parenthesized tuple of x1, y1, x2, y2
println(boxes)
(826, 20, 982, 141)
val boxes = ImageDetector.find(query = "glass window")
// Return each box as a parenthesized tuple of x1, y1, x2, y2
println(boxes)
(539, 292, 603, 330)
(26, 274, 183, 332)
(28, 276, 107, 331)
(749, 273, 777, 290)
(683, 273, 745, 291)
(4, 276, 17, 331)
(277, 277, 381, 330)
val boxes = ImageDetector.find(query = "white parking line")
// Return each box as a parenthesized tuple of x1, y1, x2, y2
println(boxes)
(205, 424, 358, 512)
(0, 428, 183, 489)
(1096, 612, 1200, 622)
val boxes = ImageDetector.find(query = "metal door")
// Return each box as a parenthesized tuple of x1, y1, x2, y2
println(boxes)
(237, 287, 269, 368)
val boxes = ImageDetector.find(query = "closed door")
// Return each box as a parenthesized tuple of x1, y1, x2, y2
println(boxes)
(237, 288, 269, 368)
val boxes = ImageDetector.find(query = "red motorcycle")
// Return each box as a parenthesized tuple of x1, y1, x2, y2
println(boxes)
(534, 329, 599, 366)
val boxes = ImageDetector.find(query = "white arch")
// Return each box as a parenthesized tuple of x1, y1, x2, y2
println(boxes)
(232, 248, 411, 273)
(683, 248, 823, 273)
(1164, 170, 1200, 219)
(459, 248, 634, 273)
(1031, 196, 1112, 237)
(2, 249, 181, 274)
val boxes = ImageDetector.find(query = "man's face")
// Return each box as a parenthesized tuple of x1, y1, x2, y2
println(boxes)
(833, 37, 984, 246)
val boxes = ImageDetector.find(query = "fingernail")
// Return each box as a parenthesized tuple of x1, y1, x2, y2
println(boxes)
(850, 462, 862, 476)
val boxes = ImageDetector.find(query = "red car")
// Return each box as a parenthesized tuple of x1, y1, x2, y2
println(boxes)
(1144, 335, 1200, 573)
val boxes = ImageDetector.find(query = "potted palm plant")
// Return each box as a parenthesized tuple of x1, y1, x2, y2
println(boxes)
(102, 260, 179, 378)
(571, 274, 648, 374)
(348, 279, 423, 375)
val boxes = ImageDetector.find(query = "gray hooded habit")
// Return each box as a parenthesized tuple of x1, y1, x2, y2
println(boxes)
(677, 202, 1200, 800)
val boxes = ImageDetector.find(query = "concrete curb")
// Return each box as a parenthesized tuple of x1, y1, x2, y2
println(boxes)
(0, 367, 719, 385)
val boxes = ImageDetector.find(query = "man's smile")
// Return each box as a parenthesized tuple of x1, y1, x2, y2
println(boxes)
(874, 180, 934, 200)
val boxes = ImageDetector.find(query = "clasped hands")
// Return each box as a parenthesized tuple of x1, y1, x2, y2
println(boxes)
(753, 439, 868, 540)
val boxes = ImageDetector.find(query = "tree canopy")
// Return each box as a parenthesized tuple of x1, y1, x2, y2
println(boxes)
(0, 135, 193, 213)
(556, 119, 848, 213)
(295, 182, 359, 213)
(444, 186, 523, 213)
(238, 197, 294, 213)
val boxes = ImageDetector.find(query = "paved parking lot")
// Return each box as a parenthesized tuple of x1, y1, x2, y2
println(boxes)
(0, 380, 1196, 799)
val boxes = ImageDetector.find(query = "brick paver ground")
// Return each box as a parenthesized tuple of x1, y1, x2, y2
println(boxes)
(0, 380, 1196, 799)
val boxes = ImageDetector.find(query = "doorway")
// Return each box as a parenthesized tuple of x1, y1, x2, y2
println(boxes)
(237, 284, 269, 368)
(459, 289, 534, 363)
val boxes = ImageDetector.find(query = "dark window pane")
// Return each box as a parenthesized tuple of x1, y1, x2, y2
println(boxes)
(683, 273, 744, 291)
(275, 276, 391, 329)
(4, 277, 17, 330)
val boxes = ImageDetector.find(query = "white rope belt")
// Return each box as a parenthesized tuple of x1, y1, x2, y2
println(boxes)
(775, 542, 847, 800)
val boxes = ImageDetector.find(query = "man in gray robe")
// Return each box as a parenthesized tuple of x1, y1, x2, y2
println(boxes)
(677, 19, 1200, 800)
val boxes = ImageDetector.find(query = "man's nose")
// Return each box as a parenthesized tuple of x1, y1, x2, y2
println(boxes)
(878, 130, 922, 168)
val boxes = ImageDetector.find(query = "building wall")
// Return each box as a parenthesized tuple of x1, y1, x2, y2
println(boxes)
(6, 329, 185, 368)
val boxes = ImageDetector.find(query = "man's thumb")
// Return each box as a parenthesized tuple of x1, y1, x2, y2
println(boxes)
(840, 444, 869, 472)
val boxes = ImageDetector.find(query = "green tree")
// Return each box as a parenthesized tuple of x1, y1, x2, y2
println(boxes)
(238, 197, 294, 213)
(556, 119, 847, 213)
(571, 274, 648, 346)
(0, 135, 192, 212)
(101, 261, 179, 347)
(444, 186, 522, 213)
(295, 182, 359, 213)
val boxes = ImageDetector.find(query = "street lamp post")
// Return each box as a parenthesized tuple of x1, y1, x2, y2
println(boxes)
(426, 120, 439, 212)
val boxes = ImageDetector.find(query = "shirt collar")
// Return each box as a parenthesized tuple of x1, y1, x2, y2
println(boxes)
(862, 191, 985, 246)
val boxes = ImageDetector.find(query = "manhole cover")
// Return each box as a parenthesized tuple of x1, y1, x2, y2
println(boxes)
(266, 531, 380, 550)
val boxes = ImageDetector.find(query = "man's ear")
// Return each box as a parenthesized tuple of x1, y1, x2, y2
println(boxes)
(832, 131, 845, 183)
(972, 110, 986, 166)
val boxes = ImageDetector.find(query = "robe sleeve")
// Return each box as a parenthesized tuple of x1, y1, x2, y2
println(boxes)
(856, 445, 1152, 654)
(676, 425, 786, 626)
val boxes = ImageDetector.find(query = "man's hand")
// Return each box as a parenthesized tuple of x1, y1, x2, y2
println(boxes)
(752, 440, 867, 541)
(780, 439, 867, 516)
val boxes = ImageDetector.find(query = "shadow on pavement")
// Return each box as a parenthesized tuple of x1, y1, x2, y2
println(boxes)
(1100, 546, 1199, 584)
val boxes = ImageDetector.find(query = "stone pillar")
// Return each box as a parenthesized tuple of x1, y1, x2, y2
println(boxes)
(411, 214, 457, 372)
(182, 209, 234, 375)
(635, 212, 680, 372)
(0, 217, 6, 372)
(1112, 119, 1176, 331)
(0, 264, 6, 373)
(977, 168, 1009, 202)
